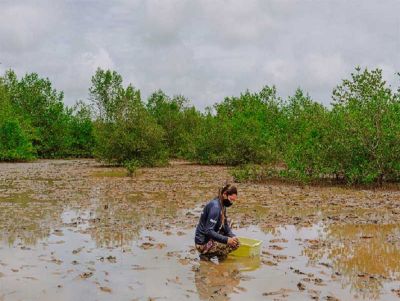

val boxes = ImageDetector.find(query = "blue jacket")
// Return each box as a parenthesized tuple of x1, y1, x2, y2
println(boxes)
(194, 198, 235, 245)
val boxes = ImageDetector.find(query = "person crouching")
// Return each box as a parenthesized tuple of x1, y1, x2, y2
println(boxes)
(194, 184, 239, 260)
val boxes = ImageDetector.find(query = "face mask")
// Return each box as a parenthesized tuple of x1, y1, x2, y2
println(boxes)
(223, 198, 233, 207)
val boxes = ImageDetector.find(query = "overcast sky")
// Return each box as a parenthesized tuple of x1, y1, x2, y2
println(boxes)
(0, 0, 399, 109)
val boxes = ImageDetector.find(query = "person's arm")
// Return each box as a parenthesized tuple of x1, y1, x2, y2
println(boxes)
(224, 217, 235, 238)
(204, 206, 228, 244)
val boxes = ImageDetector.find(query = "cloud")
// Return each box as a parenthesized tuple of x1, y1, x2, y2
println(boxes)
(60, 48, 116, 101)
(305, 53, 346, 86)
(0, 3, 53, 52)
(141, 0, 190, 45)
(0, 0, 399, 109)
(81, 49, 115, 72)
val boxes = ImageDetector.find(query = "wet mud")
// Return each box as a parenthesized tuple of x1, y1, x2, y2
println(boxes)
(1, 159, 400, 300)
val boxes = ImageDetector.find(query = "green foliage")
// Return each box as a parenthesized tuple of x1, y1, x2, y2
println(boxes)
(1, 66, 399, 185)
(229, 68, 400, 185)
(280, 89, 331, 182)
(66, 101, 95, 157)
(192, 86, 284, 165)
(147, 90, 202, 158)
(329, 67, 400, 184)
(0, 78, 34, 161)
(231, 164, 278, 183)
(0, 119, 34, 161)
(89, 69, 124, 122)
(123, 159, 140, 176)
(91, 68, 167, 166)
(3, 70, 70, 157)
(0, 70, 96, 160)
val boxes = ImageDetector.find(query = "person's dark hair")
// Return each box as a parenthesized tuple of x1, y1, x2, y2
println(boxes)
(218, 183, 237, 200)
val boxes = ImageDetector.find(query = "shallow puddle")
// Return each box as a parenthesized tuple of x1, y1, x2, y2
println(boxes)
(1, 159, 400, 300)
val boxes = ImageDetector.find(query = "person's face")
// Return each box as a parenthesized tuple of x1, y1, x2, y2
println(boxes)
(226, 193, 237, 203)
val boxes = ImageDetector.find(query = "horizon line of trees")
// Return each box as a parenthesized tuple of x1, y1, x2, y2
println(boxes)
(0, 66, 399, 185)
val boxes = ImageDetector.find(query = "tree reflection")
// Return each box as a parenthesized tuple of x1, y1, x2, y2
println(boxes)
(0, 199, 62, 246)
(303, 223, 400, 299)
(86, 191, 180, 247)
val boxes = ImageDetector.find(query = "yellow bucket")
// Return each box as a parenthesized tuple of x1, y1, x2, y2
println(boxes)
(230, 237, 262, 257)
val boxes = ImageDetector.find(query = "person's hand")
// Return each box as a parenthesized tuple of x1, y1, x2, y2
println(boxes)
(227, 237, 239, 247)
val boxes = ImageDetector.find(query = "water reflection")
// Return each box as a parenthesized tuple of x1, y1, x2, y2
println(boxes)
(0, 179, 184, 249)
(85, 191, 180, 248)
(2, 159, 400, 300)
(303, 223, 400, 299)
(0, 199, 62, 246)
(194, 256, 260, 300)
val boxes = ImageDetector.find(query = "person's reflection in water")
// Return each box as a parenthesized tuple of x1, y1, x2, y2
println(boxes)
(194, 256, 261, 300)
(194, 259, 241, 300)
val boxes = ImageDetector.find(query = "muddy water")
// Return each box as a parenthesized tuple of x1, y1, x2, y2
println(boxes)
(1, 160, 400, 300)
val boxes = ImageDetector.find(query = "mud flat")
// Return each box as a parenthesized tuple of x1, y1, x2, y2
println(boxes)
(1, 159, 400, 300)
